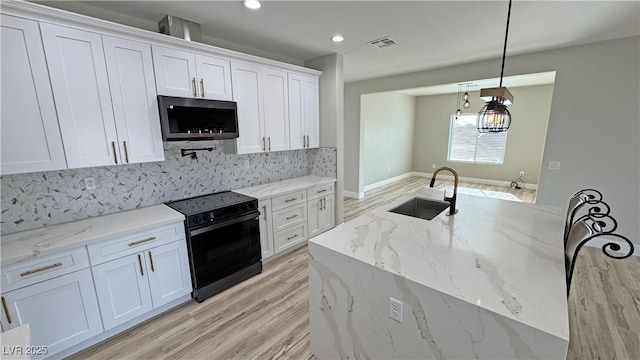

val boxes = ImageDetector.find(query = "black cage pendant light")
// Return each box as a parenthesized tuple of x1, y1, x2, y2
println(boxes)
(477, 0, 514, 133)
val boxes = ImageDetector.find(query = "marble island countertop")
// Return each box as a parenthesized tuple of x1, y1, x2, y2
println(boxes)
(309, 186, 569, 357)
(1, 205, 185, 266)
(233, 175, 336, 200)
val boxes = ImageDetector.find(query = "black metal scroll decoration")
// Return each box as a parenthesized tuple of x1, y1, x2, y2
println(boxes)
(564, 189, 611, 244)
(565, 211, 635, 296)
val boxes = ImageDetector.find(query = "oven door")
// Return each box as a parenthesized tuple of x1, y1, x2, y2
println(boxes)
(187, 211, 261, 290)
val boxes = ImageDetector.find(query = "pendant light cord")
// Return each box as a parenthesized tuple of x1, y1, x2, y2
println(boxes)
(499, 0, 512, 87)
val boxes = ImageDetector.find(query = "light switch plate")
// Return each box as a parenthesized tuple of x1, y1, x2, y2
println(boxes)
(548, 161, 561, 170)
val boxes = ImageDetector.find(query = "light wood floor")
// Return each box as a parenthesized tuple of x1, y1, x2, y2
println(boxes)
(69, 178, 639, 360)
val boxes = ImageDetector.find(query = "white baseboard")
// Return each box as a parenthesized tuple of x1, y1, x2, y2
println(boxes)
(343, 190, 364, 199)
(363, 172, 414, 192)
(584, 238, 639, 257)
(412, 172, 538, 190)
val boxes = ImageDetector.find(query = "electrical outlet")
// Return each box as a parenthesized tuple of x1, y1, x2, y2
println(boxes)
(389, 297, 403, 323)
(548, 161, 561, 170)
(519, 170, 525, 178)
(84, 177, 96, 190)
(284, 155, 289, 164)
(244, 159, 250, 169)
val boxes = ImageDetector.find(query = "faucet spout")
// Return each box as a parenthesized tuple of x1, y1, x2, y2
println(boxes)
(429, 166, 459, 215)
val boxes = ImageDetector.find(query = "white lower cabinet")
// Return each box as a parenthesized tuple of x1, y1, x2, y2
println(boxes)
(258, 199, 275, 259)
(0, 269, 103, 359)
(255, 181, 336, 261)
(92, 240, 191, 330)
(92, 253, 153, 330)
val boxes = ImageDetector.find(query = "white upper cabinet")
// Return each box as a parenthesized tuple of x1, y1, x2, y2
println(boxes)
(288, 73, 319, 150)
(103, 36, 164, 164)
(152, 46, 232, 100)
(261, 68, 290, 152)
(40, 23, 119, 168)
(303, 76, 320, 148)
(229, 61, 265, 154)
(0, 15, 67, 175)
(227, 62, 293, 154)
(195, 54, 233, 101)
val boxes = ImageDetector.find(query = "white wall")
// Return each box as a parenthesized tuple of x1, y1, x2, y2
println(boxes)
(361, 93, 415, 186)
(306, 53, 345, 223)
(413, 85, 553, 184)
(344, 36, 640, 244)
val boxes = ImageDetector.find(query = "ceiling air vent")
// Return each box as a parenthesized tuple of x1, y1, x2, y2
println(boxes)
(367, 36, 397, 48)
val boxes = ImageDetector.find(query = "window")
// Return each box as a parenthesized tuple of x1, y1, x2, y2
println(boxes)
(447, 114, 507, 164)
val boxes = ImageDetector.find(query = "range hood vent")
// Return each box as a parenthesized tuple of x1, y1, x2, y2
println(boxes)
(158, 15, 202, 42)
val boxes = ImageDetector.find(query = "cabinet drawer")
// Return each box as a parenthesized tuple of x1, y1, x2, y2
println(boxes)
(1, 247, 90, 293)
(271, 190, 306, 211)
(272, 203, 307, 231)
(87, 222, 185, 265)
(307, 183, 335, 200)
(275, 223, 307, 252)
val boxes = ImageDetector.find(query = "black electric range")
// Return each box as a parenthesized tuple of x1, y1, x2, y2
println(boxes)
(166, 191, 261, 302)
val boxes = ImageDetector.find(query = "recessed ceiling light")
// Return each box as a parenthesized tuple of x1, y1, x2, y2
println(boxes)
(243, 0, 261, 9)
(331, 34, 344, 43)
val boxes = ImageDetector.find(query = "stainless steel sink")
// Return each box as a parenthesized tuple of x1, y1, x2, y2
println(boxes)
(388, 198, 450, 220)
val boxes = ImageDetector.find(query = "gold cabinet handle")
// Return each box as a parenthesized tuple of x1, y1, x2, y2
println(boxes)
(263, 206, 268, 221)
(2, 296, 12, 324)
(128, 236, 157, 247)
(148, 251, 155, 272)
(123, 141, 129, 163)
(268, 136, 271, 151)
(20, 262, 63, 277)
(287, 234, 298, 241)
(262, 136, 266, 151)
(111, 141, 118, 164)
(285, 198, 297, 203)
(200, 78, 205, 98)
(322, 198, 326, 211)
(285, 214, 298, 220)
(317, 189, 327, 194)
(192, 77, 197, 97)
(305, 135, 309, 148)
(138, 254, 144, 276)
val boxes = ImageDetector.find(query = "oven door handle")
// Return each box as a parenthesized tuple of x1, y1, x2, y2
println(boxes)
(189, 211, 260, 236)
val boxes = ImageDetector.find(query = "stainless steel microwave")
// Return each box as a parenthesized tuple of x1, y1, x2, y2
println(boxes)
(158, 96, 239, 141)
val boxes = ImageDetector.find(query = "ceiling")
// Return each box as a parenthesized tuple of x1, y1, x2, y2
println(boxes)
(34, 1, 640, 83)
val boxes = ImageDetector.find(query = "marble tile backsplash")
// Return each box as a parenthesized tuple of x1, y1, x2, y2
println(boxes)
(1, 142, 337, 235)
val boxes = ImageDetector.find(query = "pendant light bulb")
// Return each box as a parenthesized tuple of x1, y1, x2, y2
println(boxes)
(463, 100, 471, 109)
(456, 109, 462, 117)
(462, 92, 470, 101)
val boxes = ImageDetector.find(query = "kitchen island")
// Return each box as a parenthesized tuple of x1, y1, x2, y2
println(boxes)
(308, 187, 569, 359)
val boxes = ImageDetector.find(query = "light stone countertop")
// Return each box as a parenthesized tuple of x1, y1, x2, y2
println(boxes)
(233, 175, 336, 200)
(309, 186, 569, 342)
(1, 205, 185, 266)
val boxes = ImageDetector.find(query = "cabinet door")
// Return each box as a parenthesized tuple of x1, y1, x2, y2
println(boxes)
(40, 23, 119, 169)
(320, 195, 335, 233)
(152, 46, 197, 98)
(147, 241, 192, 308)
(195, 54, 233, 101)
(0, 15, 67, 175)
(303, 76, 320, 148)
(92, 253, 153, 330)
(231, 61, 265, 154)
(103, 36, 164, 165)
(258, 200, 275, 259)
(261, 68, 290, 152)
(0, 270, 103, 359)
(307, 198, 322, 239)
(288, 73, 305, 150)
